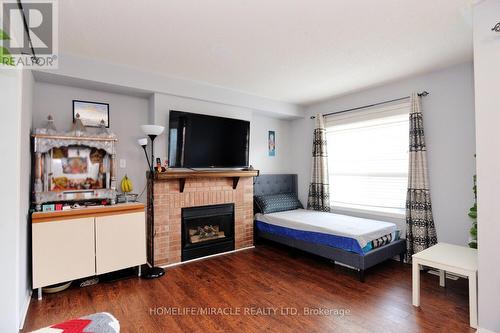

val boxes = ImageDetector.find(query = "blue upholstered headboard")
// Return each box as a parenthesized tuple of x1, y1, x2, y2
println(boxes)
(253, 174, 298, 196)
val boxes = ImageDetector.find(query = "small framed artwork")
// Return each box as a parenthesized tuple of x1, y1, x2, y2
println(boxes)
(268, 130, 276, 157)
(73, 100, 110, 128)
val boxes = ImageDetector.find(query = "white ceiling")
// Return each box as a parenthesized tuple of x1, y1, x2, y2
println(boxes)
(59, 0, 473, 105)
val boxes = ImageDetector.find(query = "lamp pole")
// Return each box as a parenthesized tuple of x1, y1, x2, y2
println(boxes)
(138, 125, 166, 279)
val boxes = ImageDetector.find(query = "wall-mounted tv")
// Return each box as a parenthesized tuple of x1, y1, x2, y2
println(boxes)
(168, 111, 250, 168)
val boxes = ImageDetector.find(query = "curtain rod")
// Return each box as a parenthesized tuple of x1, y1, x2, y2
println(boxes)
(310, 91, 429, 119)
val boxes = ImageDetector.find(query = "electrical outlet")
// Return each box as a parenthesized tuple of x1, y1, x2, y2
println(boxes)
(119, 159, 126, 168)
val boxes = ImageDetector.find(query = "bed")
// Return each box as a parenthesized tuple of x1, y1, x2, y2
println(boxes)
(253, 174, 406, 282)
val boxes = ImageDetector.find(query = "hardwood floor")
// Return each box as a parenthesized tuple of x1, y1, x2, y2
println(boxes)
(23, 243, 474, 333)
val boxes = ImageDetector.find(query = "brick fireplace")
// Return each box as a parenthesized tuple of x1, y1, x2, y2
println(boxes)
(151, 173, 255, 266)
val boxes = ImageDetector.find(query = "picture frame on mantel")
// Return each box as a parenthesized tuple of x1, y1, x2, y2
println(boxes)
(73, 100, 110, 128)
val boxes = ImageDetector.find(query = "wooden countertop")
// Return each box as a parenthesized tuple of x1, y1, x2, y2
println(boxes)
(154, 169, 259, 181)
(32, 202, 145, 223)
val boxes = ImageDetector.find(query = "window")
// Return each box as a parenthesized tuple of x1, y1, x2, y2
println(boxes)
(325, 102, 410, 217)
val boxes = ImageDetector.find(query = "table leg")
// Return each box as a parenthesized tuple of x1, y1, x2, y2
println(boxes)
(468, 271, 478, 328)
(412, 260, 420, 307)
(439, 270, 446, 287)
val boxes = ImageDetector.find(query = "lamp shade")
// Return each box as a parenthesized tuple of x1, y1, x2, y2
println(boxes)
(138, 137, 148, 146)
(141, 125, 164, 136)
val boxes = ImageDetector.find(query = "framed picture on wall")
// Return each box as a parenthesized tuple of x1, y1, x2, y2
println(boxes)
(268, 130, 276, 157)
(73, 100, 110, 128)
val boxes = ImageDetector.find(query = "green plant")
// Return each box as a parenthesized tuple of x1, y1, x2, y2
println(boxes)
(468, 162, 477, 249)
(0, 28, 14, 66)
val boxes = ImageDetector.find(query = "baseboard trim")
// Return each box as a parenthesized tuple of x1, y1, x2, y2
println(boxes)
(160, 246, 255, 268)
(477, 328, 498, 333)
(19, 290, 32, 330)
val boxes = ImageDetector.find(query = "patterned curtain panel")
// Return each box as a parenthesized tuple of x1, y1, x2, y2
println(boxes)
(406, 93, 437, 261)
(307, 114, 330, 212)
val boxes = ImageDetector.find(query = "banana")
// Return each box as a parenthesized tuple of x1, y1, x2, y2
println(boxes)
(120, 176, 126, 192)
(120, 174, 133, 193)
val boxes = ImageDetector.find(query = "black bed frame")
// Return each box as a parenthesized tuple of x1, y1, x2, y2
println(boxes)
(253, 174, 406, 282)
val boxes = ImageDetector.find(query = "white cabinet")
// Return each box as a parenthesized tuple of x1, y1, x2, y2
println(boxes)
(95, 212, 146, 274)
(32, 204, 146, 296)
(32, 217, 95, 289)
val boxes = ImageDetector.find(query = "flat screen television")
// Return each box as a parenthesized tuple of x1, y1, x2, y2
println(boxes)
(168, 111, 250, 168)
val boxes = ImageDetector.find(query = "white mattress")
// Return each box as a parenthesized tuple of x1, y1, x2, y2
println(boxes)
(255, 209, 397, 248)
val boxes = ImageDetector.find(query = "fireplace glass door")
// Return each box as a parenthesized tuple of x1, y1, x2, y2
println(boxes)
(181, 203, 235, 261)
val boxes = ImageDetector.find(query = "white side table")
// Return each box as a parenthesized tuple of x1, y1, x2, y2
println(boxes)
(412, 243, 478, 328)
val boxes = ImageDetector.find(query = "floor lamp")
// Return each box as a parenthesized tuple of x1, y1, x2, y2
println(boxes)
(138, 125, 165, 279)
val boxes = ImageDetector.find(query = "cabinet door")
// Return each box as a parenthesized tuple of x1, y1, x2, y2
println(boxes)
(32, 218, 95, 289)
(95, 212, 146, 274)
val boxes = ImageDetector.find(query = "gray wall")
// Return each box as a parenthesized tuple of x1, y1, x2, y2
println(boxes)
(151, 92, 294, 174)
(0, 69, 33, 332)
(291, 62, 476, 246)
(37, 53, 302, 118)
(33, 82, 150, 201)
(0, 69, 22, 333)
(250, 113, 293, 173)
(32, 83, 297, 202)
(19, 70, 34, 328)
(473, 0, 500, 331)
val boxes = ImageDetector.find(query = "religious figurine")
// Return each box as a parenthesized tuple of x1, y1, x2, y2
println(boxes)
(155, 158, 166, 173)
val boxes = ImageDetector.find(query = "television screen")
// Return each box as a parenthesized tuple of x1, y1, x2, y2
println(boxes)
(168, 111, 250, 168)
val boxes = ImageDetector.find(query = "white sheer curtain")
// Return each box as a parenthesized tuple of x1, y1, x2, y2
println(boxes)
(325, 101, 410, 216)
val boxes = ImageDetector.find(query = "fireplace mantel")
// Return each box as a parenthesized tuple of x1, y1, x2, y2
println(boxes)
(150, 171, 255, 266)
(154, 169, 259, 192)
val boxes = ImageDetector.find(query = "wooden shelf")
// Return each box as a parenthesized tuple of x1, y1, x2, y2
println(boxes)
(153, 169, 259, 193)
(32, 203, 145, 223)
(154, 169, 259, 180)
(32, 133, 118, 142)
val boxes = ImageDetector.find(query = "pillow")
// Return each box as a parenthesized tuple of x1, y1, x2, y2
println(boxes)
(254, 193, 303, 214)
